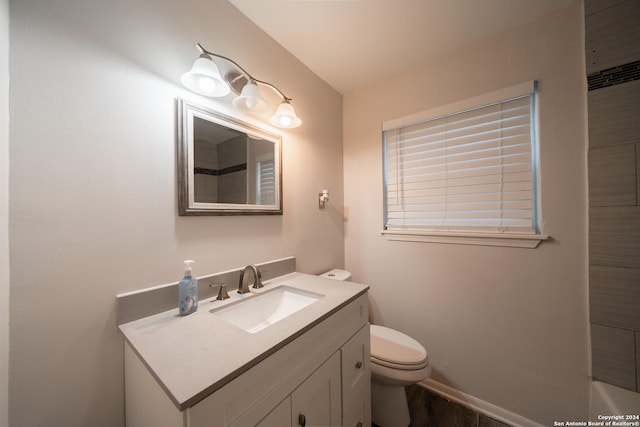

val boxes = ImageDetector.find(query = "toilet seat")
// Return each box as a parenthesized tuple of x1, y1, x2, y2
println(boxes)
(370, 325, 428, 371)
(371, 355, 429, 371)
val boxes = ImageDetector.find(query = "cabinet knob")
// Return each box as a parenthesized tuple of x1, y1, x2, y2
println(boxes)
(356, 423, 363, 427)
(355, 360, 363, 369)
(298, 413, 306, 426)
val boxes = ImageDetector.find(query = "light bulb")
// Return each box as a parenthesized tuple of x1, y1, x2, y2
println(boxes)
(233, 80, 269, 114)
(181, 54, 230, 97)
(270, 100, 301, 128)
(279, 116, 292, 127)
(198, 77, 217, 93)
(245, 97, 258, 110)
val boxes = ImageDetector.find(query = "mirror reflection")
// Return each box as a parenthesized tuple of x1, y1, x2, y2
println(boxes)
(178, 99, 282, 215)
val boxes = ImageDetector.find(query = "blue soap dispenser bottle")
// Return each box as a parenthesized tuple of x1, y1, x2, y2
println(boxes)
(178, 260, 198, 316)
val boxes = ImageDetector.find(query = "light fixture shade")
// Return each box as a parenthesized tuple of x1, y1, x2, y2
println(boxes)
(181, 54, 231, 97)
(232, 80, 269, 114)
(269, 100, 302, 128)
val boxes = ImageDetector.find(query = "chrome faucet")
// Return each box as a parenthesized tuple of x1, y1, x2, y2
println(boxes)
(238, 265, 263, 294)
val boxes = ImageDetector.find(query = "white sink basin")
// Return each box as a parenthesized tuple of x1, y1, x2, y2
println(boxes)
(210, 286, 323, 333)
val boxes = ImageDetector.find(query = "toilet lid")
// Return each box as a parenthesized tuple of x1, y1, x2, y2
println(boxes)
(370, 325, 428, 367)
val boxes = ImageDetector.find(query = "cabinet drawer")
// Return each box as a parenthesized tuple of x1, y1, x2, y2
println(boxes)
(340, 324, 370, 410)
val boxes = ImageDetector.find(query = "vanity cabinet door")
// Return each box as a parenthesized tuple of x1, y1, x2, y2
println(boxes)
(343, 392, 369, 427)
(341, 324, 371, 427)
(291, 351, 341, 427)
(256, 397, 291, 427)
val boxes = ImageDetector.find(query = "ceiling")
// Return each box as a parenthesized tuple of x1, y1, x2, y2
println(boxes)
(229, 0, 576, 95)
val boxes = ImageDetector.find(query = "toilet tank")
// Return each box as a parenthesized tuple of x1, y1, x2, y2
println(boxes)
(320, 269, 352, 281)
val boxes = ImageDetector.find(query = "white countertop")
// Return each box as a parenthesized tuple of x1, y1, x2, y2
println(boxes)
(119, 272, 369, 410)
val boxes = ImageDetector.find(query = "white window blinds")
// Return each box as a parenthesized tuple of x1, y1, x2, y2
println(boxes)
(383, 82, 538, 235)
(256, 156, 276, 205)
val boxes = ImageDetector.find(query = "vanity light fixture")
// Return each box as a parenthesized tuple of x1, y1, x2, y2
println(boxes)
(181, 43, 302, 129)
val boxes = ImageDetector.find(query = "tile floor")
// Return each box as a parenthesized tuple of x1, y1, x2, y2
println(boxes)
(371, 384, 514, 427)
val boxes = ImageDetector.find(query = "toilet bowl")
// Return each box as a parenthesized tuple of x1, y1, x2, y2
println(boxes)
(320, 269, 431, 427)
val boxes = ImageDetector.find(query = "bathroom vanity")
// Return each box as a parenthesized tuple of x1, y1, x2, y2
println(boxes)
(119, 270, 370, 427)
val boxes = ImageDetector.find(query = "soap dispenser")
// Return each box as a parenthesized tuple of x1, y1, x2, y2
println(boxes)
(178, 260, 198, 316)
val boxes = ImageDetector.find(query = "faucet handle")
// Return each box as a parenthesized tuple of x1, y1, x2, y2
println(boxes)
(216, 284, 230, 300)
(210, 284, 231, 300)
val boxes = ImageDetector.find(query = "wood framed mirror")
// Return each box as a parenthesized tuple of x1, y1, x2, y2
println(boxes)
(177, 98, 282, 215)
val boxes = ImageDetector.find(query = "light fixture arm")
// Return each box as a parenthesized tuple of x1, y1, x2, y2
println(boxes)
(196, 43, 292, 101)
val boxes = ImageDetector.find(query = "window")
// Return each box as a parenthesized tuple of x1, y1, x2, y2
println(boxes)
(382, 81, 547, 248)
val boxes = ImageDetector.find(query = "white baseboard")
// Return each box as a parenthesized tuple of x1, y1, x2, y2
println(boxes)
(419, 379, 545, 427)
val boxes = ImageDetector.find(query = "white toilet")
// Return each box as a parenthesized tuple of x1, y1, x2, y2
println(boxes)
(320, 269, 431, 427)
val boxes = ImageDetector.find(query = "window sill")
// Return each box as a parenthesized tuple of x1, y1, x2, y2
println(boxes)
(380, 229, 549, 248)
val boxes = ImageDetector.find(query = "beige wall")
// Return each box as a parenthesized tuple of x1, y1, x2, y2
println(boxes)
(344, 1, 589, 425)
(1, 0, 9, 424)
(8, 0, 343, 425)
